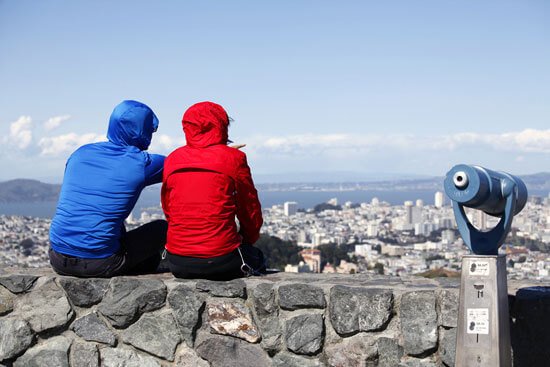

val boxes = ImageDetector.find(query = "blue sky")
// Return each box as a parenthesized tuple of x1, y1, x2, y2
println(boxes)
(1, 0, 549, 182)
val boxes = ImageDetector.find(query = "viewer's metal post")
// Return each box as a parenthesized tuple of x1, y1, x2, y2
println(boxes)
(444, 164, 527, 367)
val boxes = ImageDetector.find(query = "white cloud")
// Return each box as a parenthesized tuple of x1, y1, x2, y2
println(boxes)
(148, 134, 185, 154)
(38, 133, 106, 156)
(246, 129, 550, 155)
(8, 115, 33, 149)
(44, 115, 71, 131)
(501, 129, 550, 153)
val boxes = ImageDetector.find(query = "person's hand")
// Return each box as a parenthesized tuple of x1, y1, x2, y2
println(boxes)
(229, 144, 246, 150)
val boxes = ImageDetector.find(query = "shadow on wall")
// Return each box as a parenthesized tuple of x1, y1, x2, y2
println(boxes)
(510, 287, 550, 367)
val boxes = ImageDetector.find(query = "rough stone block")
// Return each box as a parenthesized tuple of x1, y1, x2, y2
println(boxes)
(0, 275, 38, 294)
(122, 311, 182, 361)
(436, 289, 458, 328)
(13, 335, 71, 367)
(377, 337, 403, 367)
(398, 356, 439, 366)
(253, 283, 278, 317)
(438, 327, 456, 367)
(400, 291, 438, 356)
(98, 278, 166, 328)
(58, 278, 109, 307)
(272, 352, 324, 367)
(174, 344, 210, 367)
(0, 317, 34, 361)
(252, 283, 282, 354)
(324, 334, 377, 367)
(195, 334, 271, 367)
(71, 313, 116, 346)
(167, 284, 205, 346)
(196, 279, 246, 298)
(100, 347, 161, 367)
(69, 341, 99, 367)
(285, 314, 324, 355)
(329, 286, 393, 336)
(278, 283, 326, 310)
(0, 286, 14, 316)
(14, 278, 74, 333)
(207, 300, 260, 343)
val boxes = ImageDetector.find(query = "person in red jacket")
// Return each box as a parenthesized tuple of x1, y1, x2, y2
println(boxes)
(161, 101, 265, 280)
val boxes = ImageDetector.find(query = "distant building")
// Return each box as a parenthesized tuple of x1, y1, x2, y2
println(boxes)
(367, 223, 378, 237)
(337, 260, 358, 274)
(355, 243, 373, 257)
(437, 217, 454, 229)
(412, 206, 422, 224)
(371, 197, 380, 206)
(381, 244, 406, 256)
(404, 201, 414, 225)
(441, 229, 455, 244)
(313, 233, 323, 246)
(283, 201, 298, 216)
(285, 261, 311, 273)
(416, 199, 424, 207)
(322, 263, 336, 273)
(476, 210, 487, 230)
(300, 248, 322, 273)
(434, 191, 444, 208)
(327, 198, 338, 206)
(413, 241, 441, 251)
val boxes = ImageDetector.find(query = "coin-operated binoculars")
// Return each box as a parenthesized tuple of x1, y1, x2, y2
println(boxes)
(444, 164, 528, 367)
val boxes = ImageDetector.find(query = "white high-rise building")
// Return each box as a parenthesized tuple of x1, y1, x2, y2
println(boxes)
(283, 201, 298, 216)
(441, 229, 456, 244)
(313, 233, 323, 246)
(371, 197, 380, 206)
(367, 223, 378, 237)
(404, 201, 414, 225)
(327, 198, 338, 206)
(476, 210, 487, 230)
(434, 191, 444, 208)
(416, 199, 424, 207)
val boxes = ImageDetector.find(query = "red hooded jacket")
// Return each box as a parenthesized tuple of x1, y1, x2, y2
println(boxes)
(161, 102, 263, 258)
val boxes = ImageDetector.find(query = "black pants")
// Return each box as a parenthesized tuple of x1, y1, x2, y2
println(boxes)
(167, 244, 266, 281)
(49, 220, 167, 278)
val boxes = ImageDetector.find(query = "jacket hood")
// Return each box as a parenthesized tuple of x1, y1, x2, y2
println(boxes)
(182, 101, 229, 148)
(107, 100, 159, 150)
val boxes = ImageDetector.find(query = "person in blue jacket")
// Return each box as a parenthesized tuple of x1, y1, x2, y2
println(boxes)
(49, 100, 167, 277)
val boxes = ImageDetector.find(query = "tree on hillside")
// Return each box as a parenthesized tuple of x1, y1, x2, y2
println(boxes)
(317, 243, 354, 270)
(255, 234, 302, 271)
(19, 238, 34, 256)
(313, 203, 342, 212)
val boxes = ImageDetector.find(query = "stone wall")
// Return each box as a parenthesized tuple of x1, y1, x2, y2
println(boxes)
(0, 269, 548, 367)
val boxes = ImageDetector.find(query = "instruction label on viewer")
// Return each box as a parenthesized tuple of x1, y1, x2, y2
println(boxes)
(466, 308, 489, 334)
(468, 260, 490, 276)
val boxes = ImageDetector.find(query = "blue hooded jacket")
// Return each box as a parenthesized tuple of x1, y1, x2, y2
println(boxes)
(50, 100, 165, 258)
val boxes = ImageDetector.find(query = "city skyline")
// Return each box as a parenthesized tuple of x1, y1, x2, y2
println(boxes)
(1, 1, 549, 182)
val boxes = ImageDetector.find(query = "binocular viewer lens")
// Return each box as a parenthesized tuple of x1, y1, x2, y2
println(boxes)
(444, 164, 527, 217)
(452, 171, 469, 189)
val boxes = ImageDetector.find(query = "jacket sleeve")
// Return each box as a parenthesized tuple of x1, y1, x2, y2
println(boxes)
(234, 153, 263, 245)
(160, 156, 170, 221)
(144, 153, 165, 186)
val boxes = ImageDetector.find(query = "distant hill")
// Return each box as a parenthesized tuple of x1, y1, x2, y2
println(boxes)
(0, 172, 548, 203)
(256, 172, 550, 194)
(0, 179, 61, 203)
(520, 172, 550, 192)
(379, 172, 550, 192)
